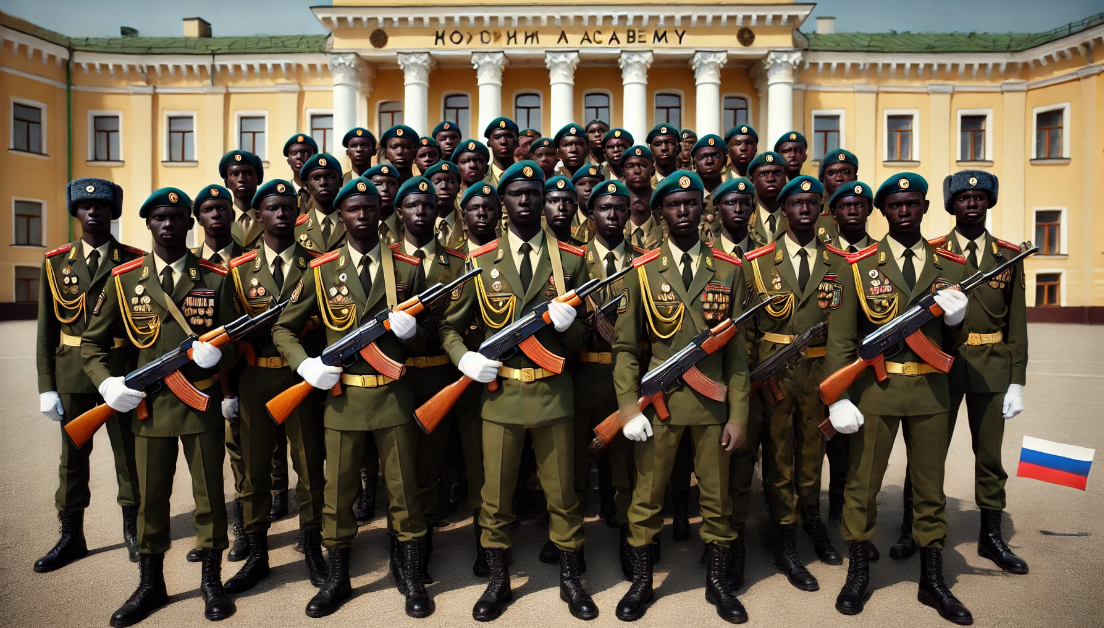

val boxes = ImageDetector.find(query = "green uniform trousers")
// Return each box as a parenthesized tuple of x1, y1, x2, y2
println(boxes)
(480, 418, 583, 550)
(842, 413, 949, 550)
(760, 357, 827, 524)
(323, 424, 424, 548)
(272, 425, 290, 493)
(56, 393, 140, 512)
(225, 417, 246, 497)
(412, 364, 457, 523)
(135, 429, 228, 555)
(629, 423, 736, 547)
(949, 391, 1007, 511)
(573, 364, 635, 524)
(728, 391, 765, 525)
(825, 430, 850, 500)
(238, 365, 325, 532)
(454, 384, 486, 514)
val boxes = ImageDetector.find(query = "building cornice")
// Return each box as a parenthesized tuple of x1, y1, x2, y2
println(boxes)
(0, 25, 69, 65)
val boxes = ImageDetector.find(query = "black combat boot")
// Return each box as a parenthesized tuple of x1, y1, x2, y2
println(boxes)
(918, 547, 974, 625)
(305, 548, 351, 618)
(865, 541, 881, 562)
(269, 490, 289, 522)
(802, 505, 842, 565)
(472, 548, 512, 622)
(402, 540, 435, 618)
(619, 525, 633, 581)
(302, 529, 328, 587)
(560, 549, 598, 620)
(890, 495, 916, 560)
(615, 545, 654, 621)
(199, 549, 234, 621)
(109, 553, 168, 627)
(539, 538, 559, 563)
(227, 501, 249, 562)
(418, 528, 435, 584)
(671, 493, 691, 541)
(472, 515, 489, 577)
(353, 467, 377, 524)
(122, 506, 140, 563)
(389, 535, 406, 589)
(835, 542, 871, 615)
(727, 524, 746, 591)
(705, 543, 748, 624)
(773, 524, 819, 591)
(978, 509, 1028, 574)
(828, 492, 845, 528)
(34, 510, 88, 573)
(224, 531, 269, 594)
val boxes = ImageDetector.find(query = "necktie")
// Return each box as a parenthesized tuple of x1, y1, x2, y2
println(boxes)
(604, 252, 616, 278)
(272, 256, 285, 292)
(797, 248, 810, 293)
(238, 212, 253, 236)
(519, 243, 533, 291)
(767, 212, 778, 235)
(902, 249, 917, 290)
(359, 257, 372, 296)
(87, 250, 100, 278)
(966, 241, 979, 271)
(322, 216, 333, 246)
(633, 228, 644, 249)
(160, 266, 174, 297)
(208, 252, 222, 266)
(414, 249, 427, 272)
(734, 244, 744, 258)
(438, 222, 451, 246)
(681, 253, 693, 289)
(848, 245, 858, 253)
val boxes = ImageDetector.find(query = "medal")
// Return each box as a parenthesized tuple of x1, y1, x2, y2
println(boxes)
(329, 287, 338, 297)
(142, 296, 150, 304)
(340, 286, 348, 296)
(135, 284, 144, 295)
(257, 287, 266, 296)
(338, 273, 348, 283)
(131, 297, 138, 305)
(251, 278, 259, 286)
(661, 283, 671, 293)
(492, 281, 502, 291)
(491, 268, 500, 279)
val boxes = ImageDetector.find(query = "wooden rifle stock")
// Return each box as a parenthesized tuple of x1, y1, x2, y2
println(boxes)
(751, 376, 785, 403)
(817, 354, 888, 440)
(266, 380, 316, 425)
(64, 402, 119, 449)
(415, 375, 473, 435)
(587, 391, 668, 460)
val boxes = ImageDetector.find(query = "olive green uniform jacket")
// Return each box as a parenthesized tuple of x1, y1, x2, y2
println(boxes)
(294, 209, 348, 254)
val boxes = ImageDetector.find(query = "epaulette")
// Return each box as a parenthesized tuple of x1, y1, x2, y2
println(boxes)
(197, 258, 229, 275)
(927, 235, 948, 248)
(295, 214, 310, 226)
(824, 243, 848, 257)
(711, 248, 741, 266)
(846, 243, 879, 264)
(45, 244, 71, 258)
(934, 248, 966, 264)
(470, 240, 499, 257)
(392, 251, 421, 265)
(230, 250, 259, 268)
(745, 242, 776, 261)
(631, 248, 662, 268)
(303, 249, 323, 258)
(557, 240, 586, 257)
(112, 257, 145, 276)
(996, 239, 1021, 252)
(388, 242, 401, 251)
(119, 244, 146, 256)
(632, 246, 650, 256)
(445, 247, 466, 259)
(310, 250, 340, 268)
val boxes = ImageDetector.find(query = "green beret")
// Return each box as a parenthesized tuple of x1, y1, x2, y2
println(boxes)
(461, 182, 498, 208)
(650, 170, 703, 210)
(450, 139, 489, 162)
(588, 179, 630, 211)
(250, 179, 296, 210)
(282, 133, 318, 156)
(828, 181, 873, 209)
(544, 175, 576, 195)
(416, 136, 440, 153)
(363, 163, 400, 182)
(681, 129, 697, 140)
(691, 134, 725, 156)
(140, 187, 191, 219)
(483, 116, 519, 138)
(585, 119, 609, 133)
(773, 131, 808, 151)
(712, 177, 755, 203)
(724, 124, 758, 143)
(530, 137, 556, 152)
(394, 176, 437, 209)
(601, 128, 634, 146)
(571, 164, 605, 184)
(646, 123, 679, 143)
(342, 127, 376, 148)
(431, 121, 461, 139)
(553, 123, 587, 146)
(380, 125, 417, 146)
(333, 177, 380, 209)
(422, 160, 461, 182)
(874, 173, 928, 209)
(942, 170, 997, 213)
(66, 177, 122, 220)
(777, 175, 824, 204)
(620, 144, 654, 167)
(747, 151, 784, 175)
(219, 150, 264, 183)
(496, 160, 545, 195)
(299, 152, 342, 181)
(520, 128, 541, 139)
(194, 184, 232, 215)
(818, 149, 859, 180)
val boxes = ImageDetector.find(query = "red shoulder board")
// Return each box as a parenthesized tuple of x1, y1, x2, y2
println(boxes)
(388, 243, 401, 251)
(631, 248, 662, 268)
(197, 258, 229, 275)
(927, 235, 948, 248)
(119, 244, 146, 256)
(557, 241, 585, 257)
(45, 244, 71, 258)
(445, 247, 466, 259)
(632, 246, 650, 256)
(996, 239, 1021, 252)
(304, 249, 322, 259)
(295, 214, 310, 226)
(824, 243, 848, 257)
(745, 242, 776, 261)
(112, 257, 145, 276)
(392, 251, 421, 265)
(846, 243, 878, 264)
(470, 240, 499, 258)
(309, 250, 340, 268)
(230, 250, 259, 268)
(711, 248, 741, 266)
(934, 248, 966, 264)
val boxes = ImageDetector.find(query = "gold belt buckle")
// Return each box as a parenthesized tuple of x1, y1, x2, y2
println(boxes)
(519, 368, 536, 383)
(902, 362, 919, 376)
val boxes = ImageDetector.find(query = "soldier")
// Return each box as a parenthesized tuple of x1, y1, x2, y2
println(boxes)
(342, 127, 377, 184)
(613, 171, 750, 623)
(220, 150, 265, 250)
(35, 178, 143, 572)
(571, 164, 605, 223)
(484, 117, 520, 188)
(453, 140, 491, 190)
(192, 185, 243, 265)
(623, 150, 665, 253)
(415, 137, 442, 174)
(725, 125, 759, 178)
(531, 137, 559, 180)
(621, 145, 656, 228)
(555, 123, 590, 178)
(819, 149, 859, 209)
(677, 129, 697, 171)
(438, 161, 596, 622)
(747, 152, 788, 248)
(294, 153, 346, 254)
(518, 128, 541, 162)
(775, 132, 808, 182)
(713, 178, 755, 257)
(423, 160, 466, 249)
(585, 119, 610, 165)
(460, 183, 503, 251)
(272, 177, 434, 619)
(647, 124, 680, 183)
(365, 164, 403, 247)
(84, 188, 236, 625)
(691, 134, 729, 246)
(379, 125, 418, 181)
(601, 128, 634, 182)
(431, 121, 462, 163)
(283, 133, 319, 214)
(543, 175, 578, 244)
(826, 173, 972, 624)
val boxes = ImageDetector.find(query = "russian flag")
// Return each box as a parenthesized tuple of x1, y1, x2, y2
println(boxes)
(1017, 436, 1094, 491)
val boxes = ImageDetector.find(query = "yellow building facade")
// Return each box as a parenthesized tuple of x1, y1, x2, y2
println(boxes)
(1, 3, 1101, 320)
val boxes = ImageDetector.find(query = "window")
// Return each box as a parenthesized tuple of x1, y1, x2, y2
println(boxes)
(379, 101, 403, 130)
(1035, 273, 1061, 307)
(443, 94, 470, 136)
(887, 115, 912, 161)
(14, 267, 39, 303)
(584, 93, 610, 124)
(1035, 110, 1062, 159)
(654, 93, 681, 128)
(12, 101, 44, 154)
(238, 115, 266, 157)
(723, 96, 748, 131)
(960, 115, 986, 161)
(310, 113, 333, 154)
(14, 200, 43, 246)
(812, 115, 840, 160)
(1035, 210, 1063, 255)
(92, 115, 120, 162)
(514, 93, 542, 131)
(166, 115, 195, 162)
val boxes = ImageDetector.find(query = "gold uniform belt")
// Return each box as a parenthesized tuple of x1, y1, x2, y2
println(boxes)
(193, 376, 218, 390)
(965, 331, 1003, 346)
(805, 346, 827, 358)
(885, 361, 941, 376)
(253, 356, 289, 369)
(60, 332, 124, 349)
(340, 373, 396, 388)
(760, 333, 825, 358)
(405, 355, 450, 368)
(579, 351, 613, 364)
(497, 366, 556, 382)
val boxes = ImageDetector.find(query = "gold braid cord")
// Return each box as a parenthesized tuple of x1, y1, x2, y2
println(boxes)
(315, 266, 356, 331)
(45, 259, 84, 324)
(639, 266, 684, 340)
(851, 262, 898, 325)
(475, 274, 515, 329)
(115, 275, 159, 348)
(749, 258, 795, 319)
(231, 266, 259, 317)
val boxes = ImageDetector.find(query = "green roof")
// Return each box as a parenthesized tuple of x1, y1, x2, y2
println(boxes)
(67, 35, 328, 55)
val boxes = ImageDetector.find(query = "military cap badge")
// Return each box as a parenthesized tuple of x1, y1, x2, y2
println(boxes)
(969, 177, 978, 186)
(482, 185, 491, 194)
(589, 167, 597, 175)
(319, 157, 328, 166)
(276, 183, 286, 193)
(168, 192, 179, 203)
(468, 142, 476, 150)
(523, 166, 534, 177)
(396, 128, 404, 136)
(442, 163, 450, 170)
(556, 179, 565, 189)
(741, 126, 748, 133)
(854, 184, 863, 193)
(419, 181, 429, 191)
(661, 127, 668, 134)
(297, 134, 305, 142)
(801, 180, 812, 191)
(499, 120, 506, 128)
(356, 129, 364, 136)
(421, 138, 429, 145)
(789, 133, 797, 140)
(569, 127, 577, 134)
(614, 130, 621, 137)
(443, 123, 451, 129)
(607, 183, 617, 193)
(86, 184, 95, 193)
(708, 137, 716, 145)
(357, 182, 367, 192)
(635, 148, 642, 155)
(738, 182, 746, 191)
(838, 152, 847, 161)
(765, 154, 774, 162)
(211, 187, 220, 196)
(382, 166, 390, 174)
(679, 175, 691, 189)
(898, 178, 909, 189)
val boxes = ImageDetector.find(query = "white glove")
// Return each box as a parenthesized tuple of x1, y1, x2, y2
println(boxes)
(221, 396, 239, 421)
(458, 352, 502, 384)
(547, 300, 578, 333)
(40, 391, 64, 422)
(933, 289, 968, 327)
(828, 399, 864, 435)
(191, 340, 222, 369)
(98, 376, 146, 413)
(297, 357, 342, 390)
(622, 413, 653, 442)
(388, 310, 417, 340)
(1002, 384, 1024, 419)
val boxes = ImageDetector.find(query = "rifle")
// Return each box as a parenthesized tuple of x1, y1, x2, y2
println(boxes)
(415, 266, 633, 434)
(818, 245, 1038, 440)
(750, 319, 830, 403)
(65, 300, 289, 449)
(266, 268, 481, 425)
(588, 295, 779, 459)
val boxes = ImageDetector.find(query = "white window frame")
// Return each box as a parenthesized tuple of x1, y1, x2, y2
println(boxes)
(376, 100, 404, 132)
(652, 89, 685, 129)
(809, 108, 846, 161)
(305, 108, 335, 155)
(1032, 207, 1068, 256)
(10, 96, 48, 158)
(87, 110, 124, 164)
(1031, 102, 1071, 160)
(511, 90, 544, 132)
(955, 108, 992, 163)
(1030, 268, 1066, 307)
(162, 110, 198, 165)
(13, 265, 41, 304)
(11, 196, 46, 248)
(721, 92, 754, 133)
(440, 91, 472, 139)
(882, 108, 920, 163)
(581, 89, 614, 126)
(234, 110, 269, 164)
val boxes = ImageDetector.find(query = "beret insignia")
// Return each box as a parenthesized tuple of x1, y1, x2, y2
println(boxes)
(318, 157, 328, 166)
(635, 148, 642, 155)
(898, 178, 909, 189)
(661, 127, 668, 133)
(482, 185, 491, 194)
(86, 185, 95, 193)
(233, 154, 241, 162)
(523, 166, 534, 177)
(614, 130, 621, 137)
(741, 126, 748, 133)
(421, 138, 429, 145)
(356, 129, 364, 136)
(589, 167, 597, 175)
(357, 181, 367, 192)
(569, 127, 577, 134)
(800, 181, 811, 191)
(679, 175, 691, 189)
(396, 128, 404, 136)
(765, 154, 774, 162)
(276, 183, 286, 193)
(499, 120, 506, 128)
(854, 184, 863, 193)
(211, 187, 219, 196)
(969, 176, 978, 186)
(556, 179, 565, 189)
(789, 133, 797, 140)
(443, 123, 450, 129)
(382, 166, 389, 174)
(838, 152, 847, 161)
(442, 163, 450, 170)
(607, 183, 617, 193)
(419, 181, 429, 191)
(297, 134, 305, 142)
(468, 141, 475, 150)
(708, 137, 715, 146)
(168, 192, 179, 203)
(737, 182, 746, 191)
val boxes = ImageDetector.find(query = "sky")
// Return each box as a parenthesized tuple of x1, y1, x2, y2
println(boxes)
(3, 0, 1100, 38)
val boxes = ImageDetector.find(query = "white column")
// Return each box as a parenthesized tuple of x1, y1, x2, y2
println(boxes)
(330, 54, 363, 150)
(691, 51, 727, 136)
(619, 51, 653, 142)
(472, 52, 507, 136)
(757, 50, 802, 149)
(546, 51, 580, 132)
(397, 53, 435, 136)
